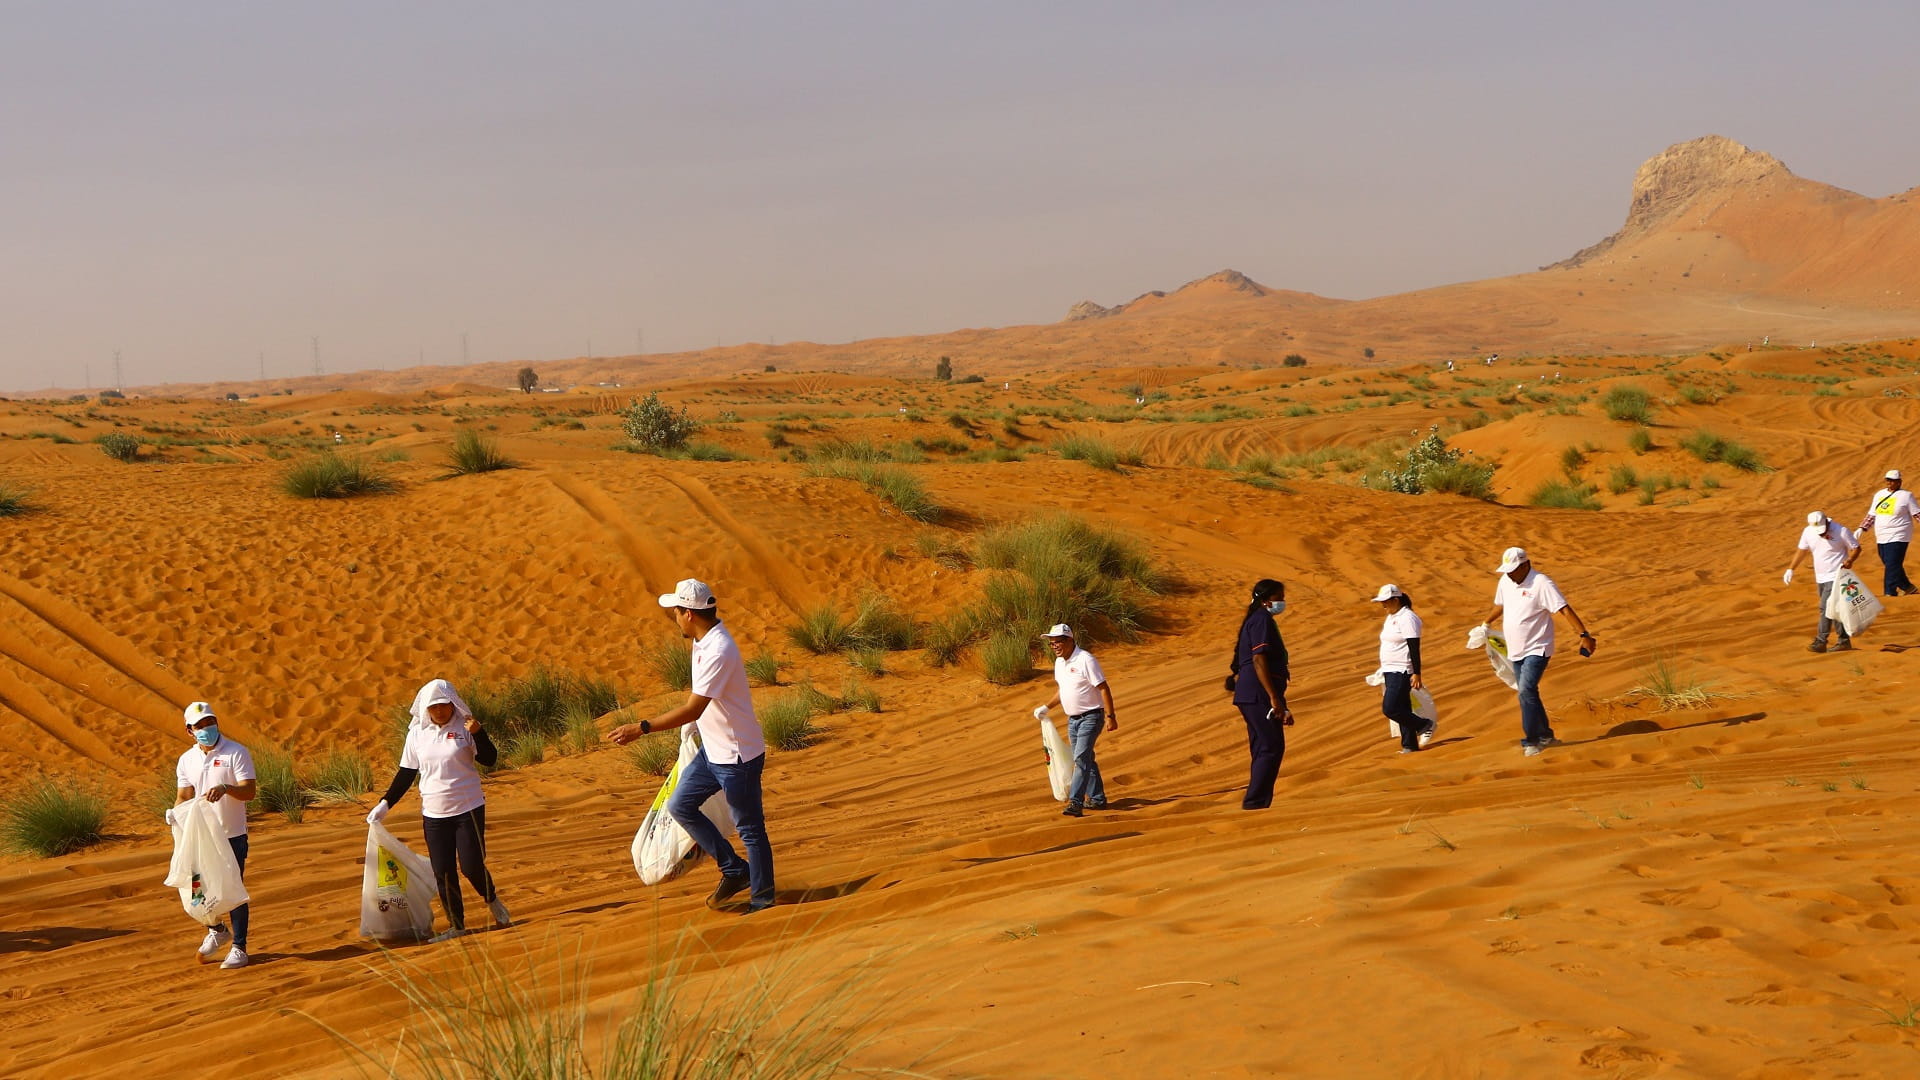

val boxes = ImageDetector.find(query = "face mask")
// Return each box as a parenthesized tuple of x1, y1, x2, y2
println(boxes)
(192, 725, 220, 748)
(1266, 600, 1287, 615)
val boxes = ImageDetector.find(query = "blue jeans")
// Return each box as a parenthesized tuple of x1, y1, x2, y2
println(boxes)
(1815, 581, 1852, 645)
(1237, 699, 1284, 809)
(1879, 541, 1912, 596)
(1514, 655, 1554, 745)
(1381, 672, 1426, 751)
(668, 748, 775, 910)
(226, 835, 249, 949)
(1066, 709, 1107, 808)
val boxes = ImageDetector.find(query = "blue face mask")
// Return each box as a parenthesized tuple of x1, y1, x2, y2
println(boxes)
(1266, 600, 1287, 615)
(192, 725, 220, 748)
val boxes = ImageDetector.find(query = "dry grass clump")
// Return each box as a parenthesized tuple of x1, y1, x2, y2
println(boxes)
(1, 776, 108, 857)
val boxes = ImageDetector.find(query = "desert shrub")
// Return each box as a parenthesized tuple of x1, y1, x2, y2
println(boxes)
(1282, 353, 1308, 367)
(626, 734, 678, 776)
(1680, 430, 1766, 471)
(620, 391, 700, 451)
(1607, 464, 1639, 495)
(1529, 479, 1602, 510)
(914, 531, 971, 569)
(1631, 653, 1721, 709)
(501, 733, 548, 770)
(0, 483, 38, 516)
(444, 428, 517, 476)
(1559, 445, 1586, 473)
(788, 595, 916, 654)
(1679, 385, 1718, 405)
(812, 438, 893, 463)
(1054, 435, 1140, 472)
(744, 651, 781, 687)
(254, 749, 308, 821)
(1, 777, 108, 857)
(95, 432, 142, 462)
(1627, 427, 1653, 454)
(466, 667, 620, 745)
(849, 648, 886, 677)
(787, 606, 854, 654)
(981, 632, 1035, 685)
(1376, 431, 1497, 499)
(922, 607, 988, 666)
(803, 459, 939, 522)
(144, 767, 181, 820)
(561, 703, 601, 755)
(304, 750, 373, 804)
(280, 453, 398, 498)
(759, 692, 821, 751)
(646, 637, 694, 691)
(1603, 386, 1653, 423)
(972, 514, 1162, 642)
(837, 677, 882, 713)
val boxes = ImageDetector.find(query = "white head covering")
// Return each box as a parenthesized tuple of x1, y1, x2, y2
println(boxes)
(408, 678, 474, 734)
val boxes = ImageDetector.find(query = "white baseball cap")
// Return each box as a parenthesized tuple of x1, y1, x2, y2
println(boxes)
(1370, 584, 1405, 603)
(657, 578, 717, 610)
(1041, 623, 1074, 639)
(183, 701, 217, 727)
(1806, 510, 1826, 526)
(1495, 547, 1529, 573)
(1887, 469, 1902, 481)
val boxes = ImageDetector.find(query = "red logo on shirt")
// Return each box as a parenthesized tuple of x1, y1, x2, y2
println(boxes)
(446, 731, 459, 741)
(211, 758, 225, 767)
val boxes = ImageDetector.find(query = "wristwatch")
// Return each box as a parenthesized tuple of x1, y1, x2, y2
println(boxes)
(640, 719, 651, 735)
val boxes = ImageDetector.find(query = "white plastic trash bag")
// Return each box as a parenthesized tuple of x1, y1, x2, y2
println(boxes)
(1826, 568, 1884, 636)
(360, 822, 438, 941)
(631, 726, 734, 886)
(1468, 624, 1519, 690)
(1382, 683, 1438, 739)
(1039, 716, 1072, 802)
(163, 799, 248, 927)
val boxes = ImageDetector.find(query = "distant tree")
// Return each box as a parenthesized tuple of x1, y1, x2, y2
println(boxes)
(763, 364, 777, 373)
(934, 356, 953, 381)
(225, 392, 240, 401)
(1362, 347, 1375, 359)
(517, 366, 539, 394)
(97, 389, 125, 401)
(1282, 354, 1308, 368)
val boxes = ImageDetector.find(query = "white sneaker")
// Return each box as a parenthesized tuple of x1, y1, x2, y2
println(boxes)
(1418, 724, 1436, 749)
(488, 898, 512, 928)
(197, 926, 232, 963)
(429, 927, 469, 944)
(1522, 743, 1544, 758)
(219, 946, 248, 969)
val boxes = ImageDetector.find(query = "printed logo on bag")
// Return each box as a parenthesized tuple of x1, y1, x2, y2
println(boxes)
(377, 850, 408, 890)
(1842, 579, 1866, 604)
(191, 872, 205, 905)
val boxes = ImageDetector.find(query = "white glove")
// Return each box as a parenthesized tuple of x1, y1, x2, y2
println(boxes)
(1782, 568, 1793, 585)
(163, 807, 177, 827)
(1033, 706, 1050, 721)
(366, 799, 389, 824)
(1364, 671, 1385, 687)
(1466, 624, 1489, 650)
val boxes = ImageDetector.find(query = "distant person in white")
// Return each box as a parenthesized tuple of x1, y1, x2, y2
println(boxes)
(1479, 548, 1597, 757)
(1784, 510, 1861, 653)
(1372, 584, 1431, 754)
(1854, 469, 1919, 597)
(368, 679, 510, 941)
(170, 702, 256, 969)
(609, 578, 775, 913)
(1035, 624, 1118, 817)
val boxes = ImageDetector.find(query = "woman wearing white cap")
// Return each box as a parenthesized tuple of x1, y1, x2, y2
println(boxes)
(1371, 585, 1431, 754)
(170, 701, 257, 968)
(1855, 470, 1919, 597)
(367, 679, 510, 941)
(1784, 511, 1861, 652)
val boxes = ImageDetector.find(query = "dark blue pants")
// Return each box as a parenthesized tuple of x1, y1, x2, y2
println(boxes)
(227, 835, 249, 949)
(668, 749, 775, 910)
(1879, 540, 1912, 596)
(422, 806, 496, 931)
(1236, 699, 1285, 809)
(1381, 672, 1426, 751)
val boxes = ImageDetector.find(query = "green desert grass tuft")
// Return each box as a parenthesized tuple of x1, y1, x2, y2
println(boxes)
(1, 776, 109, 857)
(1054, 435, 1141, 471)
(304, 750, 373, 804)
(466, 668, 621, 747)
(443, 428, 519, 476)
(625, 734, 679, 776)
(981, 631, 1035, 685)
(1602, 386, 1653, 423)
(1680, 429, 1766, 471)
(254, 749, 309, 821)
(804, 459, 940, 521)
(1529, 479, 1602, 510)
(1631, 654, 1721, 709)
(759, 692, 821, 751)
(745, 650, 782, 687)
(971, 513, 1164, 642)
(645, 637, 694, 691)
(280, 453, 399, 498)
(0, 482, 39, 516)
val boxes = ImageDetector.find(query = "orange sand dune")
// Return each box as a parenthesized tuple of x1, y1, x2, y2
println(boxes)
(6, 348, 1920, 1077)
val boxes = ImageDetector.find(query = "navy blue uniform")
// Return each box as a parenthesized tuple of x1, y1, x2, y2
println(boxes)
(1231, 609, 1288, 809)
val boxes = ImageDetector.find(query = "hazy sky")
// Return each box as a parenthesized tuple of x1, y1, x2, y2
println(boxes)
(6, 1, 1920, 391)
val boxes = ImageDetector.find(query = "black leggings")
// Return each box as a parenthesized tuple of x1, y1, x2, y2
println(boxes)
(421, 807, 496, 931)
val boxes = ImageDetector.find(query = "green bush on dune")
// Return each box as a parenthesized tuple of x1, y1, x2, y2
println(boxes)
(280, 453, 398, 498)
(443, 428, 518, 476)
(1, 776, 108, 857)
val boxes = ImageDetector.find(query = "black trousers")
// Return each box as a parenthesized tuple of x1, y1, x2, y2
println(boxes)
(421, 807, 497, 930)
(1381, 672, 1427, 751)
(1237, 700, 1285, 809)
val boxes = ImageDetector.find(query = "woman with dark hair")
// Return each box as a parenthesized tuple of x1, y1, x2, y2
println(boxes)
(1227, 578, 1292, 810)
(1371, 584, 1432, 754)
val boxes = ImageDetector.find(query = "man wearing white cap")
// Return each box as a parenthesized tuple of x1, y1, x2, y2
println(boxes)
(1784, 511, 1861, 652)
(608, 579, 774, 913)
(170, 702, 257, 968)
(1855, 470, 1919, 597)
(1480, 549, 1597, 757)
(1035, 624, 1117, 817)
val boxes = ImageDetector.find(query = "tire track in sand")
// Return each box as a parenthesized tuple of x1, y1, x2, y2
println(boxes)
(0, 663, 122, 768)
(541, 468, 679, 595)
(658, 473, 813, 617)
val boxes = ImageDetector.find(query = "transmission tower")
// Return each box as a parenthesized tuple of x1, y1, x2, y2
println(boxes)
(113, 350, 124, 392)
(311, 336, 323, 376)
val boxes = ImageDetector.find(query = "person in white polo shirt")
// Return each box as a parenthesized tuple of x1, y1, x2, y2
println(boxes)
(367, 678, 511, 942)
(1035, 624, 1118, 817)
(1784, 510, 1861, 652)
(170, 701, 257, 969)
(608, 579, 775, 913)
(1479, 548, 1597, 757)
(1371, 584, 1432, 754)
(1855, 469, 1919, 598)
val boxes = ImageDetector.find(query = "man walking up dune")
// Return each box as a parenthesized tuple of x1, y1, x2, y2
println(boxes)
(1784, 511, 1861, 653)
(1036, 624, 1117, 818)
(1481, 548, 1597, 758)
(1855, 469, 1918, 598)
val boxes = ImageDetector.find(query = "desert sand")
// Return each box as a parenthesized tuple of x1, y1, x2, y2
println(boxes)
(6, 335, 1920, 1078)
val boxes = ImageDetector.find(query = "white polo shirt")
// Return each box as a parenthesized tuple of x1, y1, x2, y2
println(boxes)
(399, 722, 486, 819)
(1799, 521, 1859, 583)
(1863, 489, 1919, 543)
(1053, 646, 1109, 714)
(690, 621, 765, 764)
(1378, 608, 1423, 673)
(175, 738, 256, 839)
(1495, 570, 1569, 660)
